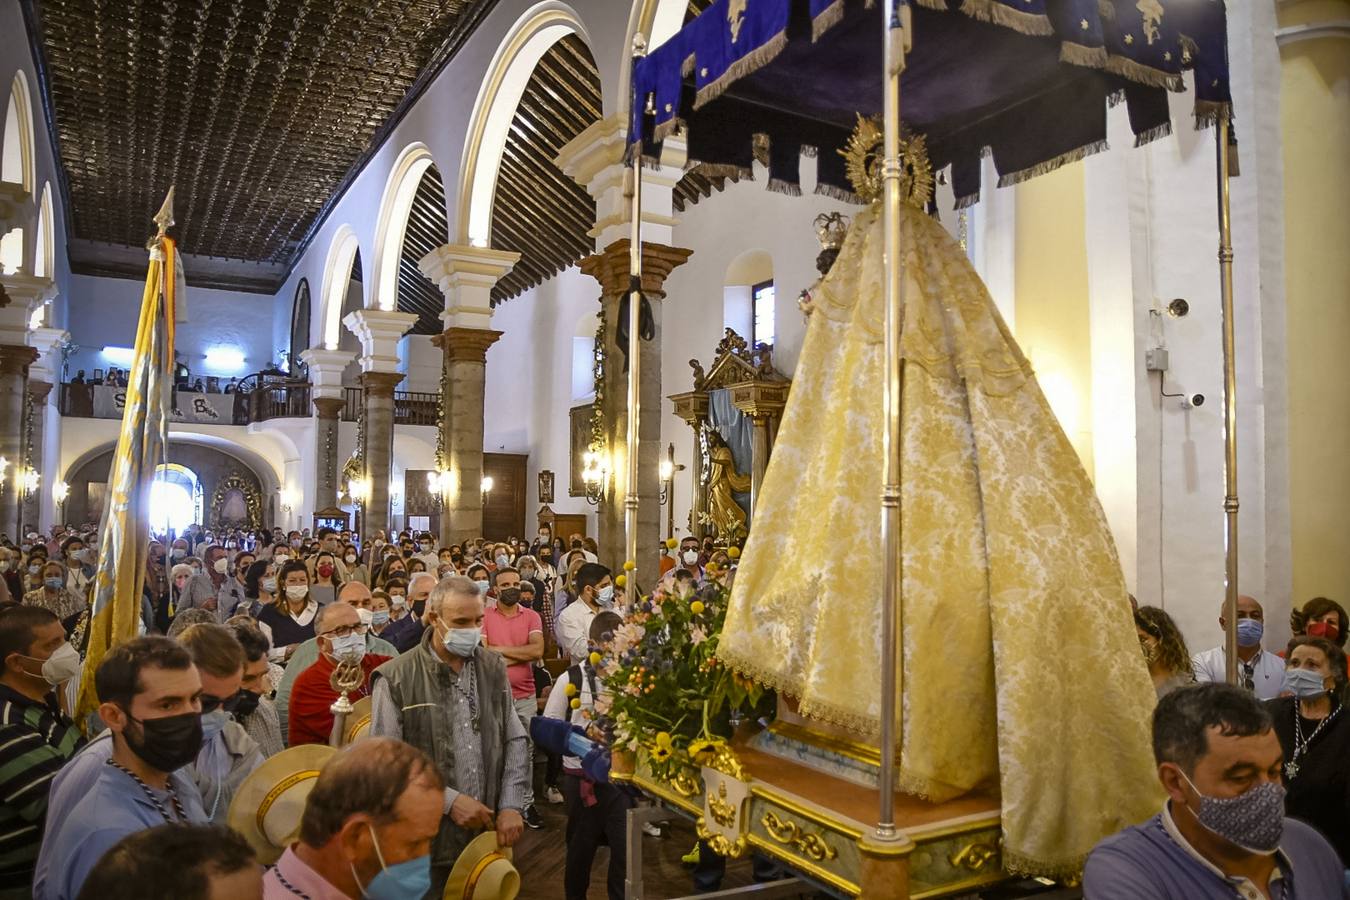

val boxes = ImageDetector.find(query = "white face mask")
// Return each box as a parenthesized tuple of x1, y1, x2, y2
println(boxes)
(357, 608, 373, 626)
(261, 577, 278, 593)
(390, 596, 407, 608)
(682, 550, 699, 564)
(285, 585, 308, 601)
(327, 632, 366, 662)
(213, 557, 229, 574)
(345, 554, 357, 564)
(20, 642, 81, 686)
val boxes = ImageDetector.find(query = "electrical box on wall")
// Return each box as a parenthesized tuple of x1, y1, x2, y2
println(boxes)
(1146, 348, 1169, 372)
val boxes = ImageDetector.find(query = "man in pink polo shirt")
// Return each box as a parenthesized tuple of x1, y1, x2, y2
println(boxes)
(483, 567, 545, 831)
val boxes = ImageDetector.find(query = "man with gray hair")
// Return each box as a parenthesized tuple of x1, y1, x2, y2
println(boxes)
(383, 572, 431, 653)
(370, 574, 528, 896)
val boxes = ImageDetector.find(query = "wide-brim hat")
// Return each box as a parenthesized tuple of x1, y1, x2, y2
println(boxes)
(228, 744, 336, 865)
(444, 832, 519, 900)
(342, 695, 373, 745)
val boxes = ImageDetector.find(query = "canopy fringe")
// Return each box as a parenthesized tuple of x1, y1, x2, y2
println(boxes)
(681, 53, 696, 78)
(1060, 41, 1108, 69)
(694, 31, 789, 110)
(815, 182, 863, 204)
(954, 190, 981, 210)
(960, 0, 1054, 37)
(996, 138, 1110, 188)
(1134, 120, 1172, 147)
(1194, 99, 1232, 130)
(811, 0, 845, 41)
(1104, 55, 1184, 91)
(912, 0, 948, 9)
(693, 162, 755, 181)
(767, 177, 803, 197)
(653, 115, 686, 144)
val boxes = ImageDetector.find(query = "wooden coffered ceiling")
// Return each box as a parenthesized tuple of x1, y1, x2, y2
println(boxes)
(21, 0, 497, 292)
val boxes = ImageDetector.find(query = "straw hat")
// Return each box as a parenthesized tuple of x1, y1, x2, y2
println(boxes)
(342, 695, 373, 745)
(443, 832, 519, 900)
(228, 744, 336, 864)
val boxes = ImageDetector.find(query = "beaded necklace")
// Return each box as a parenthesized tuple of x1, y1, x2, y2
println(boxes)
(107, 759, 186, 823)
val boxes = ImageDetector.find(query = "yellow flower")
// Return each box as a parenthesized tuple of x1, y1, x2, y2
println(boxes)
(651, 731, 675, 763)
(623, 559, 637, 571)
(615, 574, 627, 588)
(570, 697, 581, 710)
(565, 682, 578, 697)
(688, 738, 718, 763)
(589, 651, 602, 666)
(690, 600, 705, 615)
(727, 545, 740, 559)
(665, 537, 679, 549)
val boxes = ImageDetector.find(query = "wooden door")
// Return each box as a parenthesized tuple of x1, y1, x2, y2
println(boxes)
(549, 513, 588, 543)
(482, 453, 527, 541)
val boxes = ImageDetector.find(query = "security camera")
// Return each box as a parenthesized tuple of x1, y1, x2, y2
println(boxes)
(1167, 298, 1190, 318)
(1185, 393, 1205, 408)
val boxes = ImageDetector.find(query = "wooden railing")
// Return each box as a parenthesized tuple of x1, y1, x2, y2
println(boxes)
(247, 382, 312, 423)
(341, 386, 438, 425)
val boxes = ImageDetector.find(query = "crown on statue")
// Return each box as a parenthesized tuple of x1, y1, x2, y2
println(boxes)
(813, 212, 849, 251)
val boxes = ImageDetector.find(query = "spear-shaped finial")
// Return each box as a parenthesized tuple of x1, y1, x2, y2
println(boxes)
(154, 186, 176, 239)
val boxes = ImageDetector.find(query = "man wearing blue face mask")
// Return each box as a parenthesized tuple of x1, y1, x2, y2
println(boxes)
(1192, 596, 1287, 700)
(370, 575, 528, 897)
(554, 563, 614, 664)
(262, 737, 445, 900)
(1084, 683, 1346, 898)
(175, 624, 263, 824)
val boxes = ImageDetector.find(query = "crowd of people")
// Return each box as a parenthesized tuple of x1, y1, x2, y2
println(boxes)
(0, 517, 1347, 898)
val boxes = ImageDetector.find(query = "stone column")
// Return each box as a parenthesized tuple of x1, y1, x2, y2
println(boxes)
(580, 240, 691, 572)
(731, 381, 788, 518)
(430, 327, 502, 544)
(418, 244, 518, 547)
(300, 347, 357, 514)
(343, 310, 417, 539)
(21, 380, 50, 531)
(668, 391, 709, 539)
(360, 371, 403, 538)
(0, 345, 37, 539)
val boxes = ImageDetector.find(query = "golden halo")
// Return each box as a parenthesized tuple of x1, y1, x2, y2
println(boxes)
(840, 114, 933, 209)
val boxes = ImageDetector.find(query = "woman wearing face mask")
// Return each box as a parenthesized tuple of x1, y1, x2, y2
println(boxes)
(309, 551, 343, 607)
(407, 558, 428, 577)
(1267, 636, 1350, 866)
(1289, 596, 1348, 660)
(23, 552, 48, 594)
(375, 556, 407, 591)
(343, 543, 369, 587)
(464, 564, 491, 601)
(1, 546, 24, 600)
(242, 559, 279, 618)
(1133, 606, 1195, 698)
(256, 560, 318, 663)
(23, 560, 88, 626)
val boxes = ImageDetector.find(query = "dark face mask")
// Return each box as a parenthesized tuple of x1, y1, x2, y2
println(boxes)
(232, 688, 261, 718)
(498, 587, 521, 607)
(122, 710, 204, 773)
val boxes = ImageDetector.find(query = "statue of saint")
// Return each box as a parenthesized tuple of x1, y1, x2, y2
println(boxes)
(705, 430, 751, 541)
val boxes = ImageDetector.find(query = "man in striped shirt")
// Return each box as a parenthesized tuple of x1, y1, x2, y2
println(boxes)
(0, 604, 85, 897)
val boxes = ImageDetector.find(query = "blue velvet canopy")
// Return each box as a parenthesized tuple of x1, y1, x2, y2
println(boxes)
(629, 0, 1231, 205)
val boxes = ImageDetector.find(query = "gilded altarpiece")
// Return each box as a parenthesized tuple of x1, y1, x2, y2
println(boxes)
(669, 329, 790, 541)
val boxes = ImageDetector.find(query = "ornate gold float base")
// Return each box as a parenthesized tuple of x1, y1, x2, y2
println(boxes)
(629, 725, 1007, 899)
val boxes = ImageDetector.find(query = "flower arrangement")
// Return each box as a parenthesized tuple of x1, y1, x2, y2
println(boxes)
(594, 543, 773, 773)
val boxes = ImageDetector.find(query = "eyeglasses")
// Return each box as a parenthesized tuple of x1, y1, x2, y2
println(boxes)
(201, 691, 241, 715)
(322, 624, 365, 639)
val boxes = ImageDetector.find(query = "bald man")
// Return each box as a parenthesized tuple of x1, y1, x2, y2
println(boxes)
(273, 582, 398, 744)
(1191, 594, 1287, 699)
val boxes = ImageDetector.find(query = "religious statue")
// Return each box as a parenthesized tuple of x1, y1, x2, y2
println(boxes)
(704, 430, 751, 542)
(718, 119, 1160, 874)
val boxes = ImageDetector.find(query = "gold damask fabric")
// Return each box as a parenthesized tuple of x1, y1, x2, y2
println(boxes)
(720, 203, 1161, 876)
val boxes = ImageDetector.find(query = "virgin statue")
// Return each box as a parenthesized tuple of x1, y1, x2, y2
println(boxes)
(704, 429, 751, 541)
(719, 150, 1161, 877)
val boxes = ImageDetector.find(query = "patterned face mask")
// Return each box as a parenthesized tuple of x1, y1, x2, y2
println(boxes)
(1178, 769, 1285, 855)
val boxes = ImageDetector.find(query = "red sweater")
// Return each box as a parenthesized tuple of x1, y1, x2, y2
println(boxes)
(287, 652, 391, 746)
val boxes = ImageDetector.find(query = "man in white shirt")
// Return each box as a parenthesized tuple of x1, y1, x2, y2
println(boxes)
(553, 563, 613, 664)
(1191, 595, 1286, 700)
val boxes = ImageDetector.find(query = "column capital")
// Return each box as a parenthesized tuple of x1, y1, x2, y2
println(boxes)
(27, 326, 68, 385)
(580, 239, 692, 300)
(27, 379, 53, 404)
(0, 344, 39, 377)
(555, 114, 686, 247)
(342, 309, 418, 374)
(313, 396, 346, 419)
(430, 327, 503, 364)
(359, 370, 405, 397)
(299, 347, 356, 399)
(418, 244, 519, 331)
(0, 274, 55, 344)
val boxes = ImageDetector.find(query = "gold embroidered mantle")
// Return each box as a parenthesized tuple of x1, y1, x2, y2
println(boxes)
(719, 203, 1161, 876)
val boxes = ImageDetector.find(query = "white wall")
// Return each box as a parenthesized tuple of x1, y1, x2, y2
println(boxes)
(64, 274, 279, 381)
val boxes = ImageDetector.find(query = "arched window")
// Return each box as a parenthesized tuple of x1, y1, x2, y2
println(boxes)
(723, 250, 773, 345)
(289, 279, 312, 374)
(150, 464, 202, 537)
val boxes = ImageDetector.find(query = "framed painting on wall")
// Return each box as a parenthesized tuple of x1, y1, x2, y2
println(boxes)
(568, 404, 593, 498)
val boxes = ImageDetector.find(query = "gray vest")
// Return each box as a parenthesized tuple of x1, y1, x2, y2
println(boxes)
(372, 629, 513, 865)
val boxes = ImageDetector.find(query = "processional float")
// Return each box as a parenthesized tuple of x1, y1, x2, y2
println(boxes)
(609, 0, 1237, 896)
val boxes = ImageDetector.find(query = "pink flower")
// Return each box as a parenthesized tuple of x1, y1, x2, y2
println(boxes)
(690, 625, 708, 646)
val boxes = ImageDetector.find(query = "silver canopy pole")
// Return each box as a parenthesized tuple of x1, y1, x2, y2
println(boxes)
(1215, 119, 1239, 685)
(626, 35, 648, 584)
(876, 0, 908, 841)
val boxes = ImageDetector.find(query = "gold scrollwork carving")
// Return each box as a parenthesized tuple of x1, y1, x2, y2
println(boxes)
(696, 820, 749, 859)
(210, 472, 262, 530)
(761, 810, 839, 863)
(948, 840, 1000, 873)
(670, 768, 702, 799)
(706, 780, 738, 828)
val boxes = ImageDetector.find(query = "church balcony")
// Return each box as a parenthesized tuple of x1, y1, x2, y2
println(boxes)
(339, 385, 438, 426)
